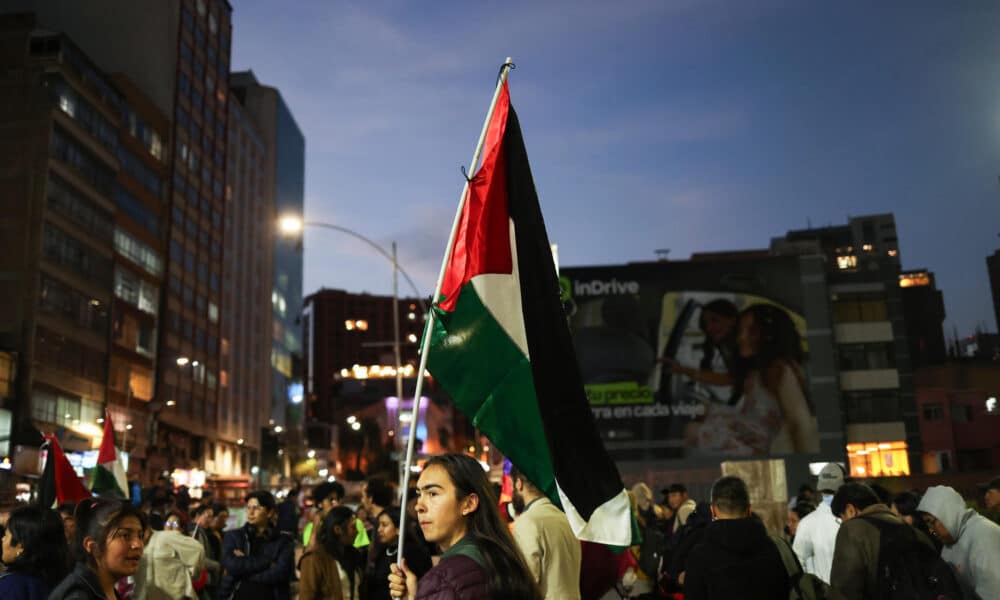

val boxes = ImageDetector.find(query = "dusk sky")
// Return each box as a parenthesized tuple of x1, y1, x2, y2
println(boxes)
(232, 1, 1000, 336)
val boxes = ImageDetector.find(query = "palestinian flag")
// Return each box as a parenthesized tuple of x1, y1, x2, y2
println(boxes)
(427, 80, 631, 546)
(38, 434, 91, 508)
(91, 411, 128, 498)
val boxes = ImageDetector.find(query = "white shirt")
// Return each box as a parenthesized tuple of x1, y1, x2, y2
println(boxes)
(792, 496, 839, 584)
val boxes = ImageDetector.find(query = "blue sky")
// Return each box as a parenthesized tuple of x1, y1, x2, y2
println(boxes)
(232, 1, 1000, 336)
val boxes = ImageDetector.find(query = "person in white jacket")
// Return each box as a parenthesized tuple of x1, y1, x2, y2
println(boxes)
(918, 485, 1000, 600)
(792, 463, 844, 584)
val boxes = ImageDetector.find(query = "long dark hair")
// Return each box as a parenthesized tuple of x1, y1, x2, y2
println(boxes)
(424, 454, 541, 600)
(313, 506, 358, 598)
(73, 498, 147, 568)
(4, 505, 70, 581)
(697, 299, 738, 371)
(733, 304, 810, 411)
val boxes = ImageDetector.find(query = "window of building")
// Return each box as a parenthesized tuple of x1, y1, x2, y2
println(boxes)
(113, 311, 156, 358)
(47, 176, 114, 241)
(34, 327, 107, 383)
(114, 186, 159, 236)
(846, 441, 910, 477)
(208, 301, 219, 323)
(39, 275, 108, 334)
(49, 78, 118, 152)
(114, 228, 162, 276)
(42, 223, 113, 283)
(839, 343, 895, 371)
(50, 128, 114, 195)
(952, 405, 974, 423)
(114, 268, 159, 315)
(832, 295, 887, 323)
(836, 255, 858, 271)
(922, 403, 944, 421)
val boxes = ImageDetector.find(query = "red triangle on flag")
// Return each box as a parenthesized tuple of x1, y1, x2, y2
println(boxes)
(43, 433, 92, 505)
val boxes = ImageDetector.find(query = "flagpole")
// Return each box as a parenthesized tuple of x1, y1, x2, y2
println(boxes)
(395, 57, 515, 569)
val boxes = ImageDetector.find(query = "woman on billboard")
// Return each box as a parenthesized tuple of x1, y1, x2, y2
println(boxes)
(662, 299, 739, 403)
(689, 303, 817, 455)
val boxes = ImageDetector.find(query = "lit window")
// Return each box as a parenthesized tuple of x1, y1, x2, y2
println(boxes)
(898, 272, 930, 288)
(887, 249, 898, 257)
(846, 441, 910, 477)
(408, 312, 416, 320)
(344, 320, 355, 331)
(836, 255, 857, 270)
(208, 302, 219, 323)
(861, 243, 873, 252)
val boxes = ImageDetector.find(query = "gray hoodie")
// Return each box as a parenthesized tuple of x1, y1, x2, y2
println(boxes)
(917, 485, 1000, 600)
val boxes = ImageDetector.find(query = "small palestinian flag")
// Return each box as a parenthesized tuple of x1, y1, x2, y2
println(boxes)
(38, 434, 91, 508)
(91, 411, 128, 498)
(427, 80, 631, 545)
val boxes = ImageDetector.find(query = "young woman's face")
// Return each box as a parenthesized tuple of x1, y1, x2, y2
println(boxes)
(98, 515, 145, 578)
(415, 464, 473, 549)
(703, 311, 736, 343)
(377, 513, 399, 545)
(787, 511, 801, 537)
(245, 499, 272, 528)
(1, 526, 20, 564)
(737, 312, 760, 358)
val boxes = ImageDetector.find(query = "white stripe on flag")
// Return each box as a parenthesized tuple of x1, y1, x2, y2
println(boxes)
(556, 483, 632, 546)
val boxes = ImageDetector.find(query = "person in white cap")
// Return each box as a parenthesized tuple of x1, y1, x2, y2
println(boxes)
(792, 463, 844, 584)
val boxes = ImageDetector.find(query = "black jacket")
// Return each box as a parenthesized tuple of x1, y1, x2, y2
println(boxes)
(47, 562, 121, 600)
(218, 524, 295, 600)
(683, 517, 790, 600)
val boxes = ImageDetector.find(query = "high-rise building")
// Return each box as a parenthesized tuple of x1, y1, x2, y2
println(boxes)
(988, 249, 1000, 332)
(3, 1, 258, 490)
(898, 269, 947, 368)
(302, 289, 427, 444)
(229, 72, 305, 471)
(773, 213, 920, 476)
(0, 14, 169, 482)
(220, 91, 273, 481)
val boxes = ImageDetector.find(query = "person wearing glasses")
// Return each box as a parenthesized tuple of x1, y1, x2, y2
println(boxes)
(919, 485, 1000, 600)
(49, 498, 147, 600)
(218, 491, 294, 600)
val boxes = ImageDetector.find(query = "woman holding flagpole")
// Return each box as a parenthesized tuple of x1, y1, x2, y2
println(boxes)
(388, 453, 540, 600)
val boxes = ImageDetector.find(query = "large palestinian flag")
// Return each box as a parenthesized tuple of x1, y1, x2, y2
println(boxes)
(426, 80, 631, 545)
(38, 434, 92, 508)
(91, 411, 128, 498)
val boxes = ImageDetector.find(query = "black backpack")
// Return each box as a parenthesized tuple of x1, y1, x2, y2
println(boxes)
(859, 516, 964, 600)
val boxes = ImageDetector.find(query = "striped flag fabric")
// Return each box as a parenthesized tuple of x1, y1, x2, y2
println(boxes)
(38, 433, 91, 508)
(426, 80, 632, 545)
(91, 410, 128, 498)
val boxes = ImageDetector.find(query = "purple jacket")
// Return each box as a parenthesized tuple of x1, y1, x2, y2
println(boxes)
(416, 555, 488, 600)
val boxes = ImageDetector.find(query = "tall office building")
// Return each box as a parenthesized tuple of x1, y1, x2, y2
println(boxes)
(773, 213, 920, 475)
(229, 72, 305, 471)
(0, 15, 169, 482)
(3, 1, 261, 491)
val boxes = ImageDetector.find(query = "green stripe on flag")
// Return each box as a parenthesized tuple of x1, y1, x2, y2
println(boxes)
(429, 283, 558, 504)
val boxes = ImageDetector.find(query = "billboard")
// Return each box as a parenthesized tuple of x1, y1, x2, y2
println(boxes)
(562, 257, 820, 462)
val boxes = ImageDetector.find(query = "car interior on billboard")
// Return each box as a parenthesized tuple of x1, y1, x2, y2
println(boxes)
(563, 264, 819, 461)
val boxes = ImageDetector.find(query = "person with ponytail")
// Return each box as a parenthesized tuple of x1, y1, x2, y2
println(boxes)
(0, 504, 70, 599)
(48, 498, 147, 600)
(388, 453, 541, 600)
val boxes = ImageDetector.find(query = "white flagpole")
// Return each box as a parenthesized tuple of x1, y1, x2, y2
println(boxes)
(395, 57, 515, 567)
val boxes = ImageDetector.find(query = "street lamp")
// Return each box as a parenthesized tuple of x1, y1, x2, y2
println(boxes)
(278, 216, 429, 459)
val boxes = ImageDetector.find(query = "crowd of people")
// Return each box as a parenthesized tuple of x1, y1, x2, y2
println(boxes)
(617, 467, 1000, 600)
(0, 457, 998, 599)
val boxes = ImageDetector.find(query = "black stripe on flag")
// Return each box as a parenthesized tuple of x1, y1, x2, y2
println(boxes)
(504, 106, 624, 520)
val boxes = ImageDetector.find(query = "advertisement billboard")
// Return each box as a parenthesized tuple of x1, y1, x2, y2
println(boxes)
(562, 257, 821, 462)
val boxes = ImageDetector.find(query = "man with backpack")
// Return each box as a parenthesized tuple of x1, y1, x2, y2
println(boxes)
(828, 483, 958, 600)
(919, 485, 1000, 600)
